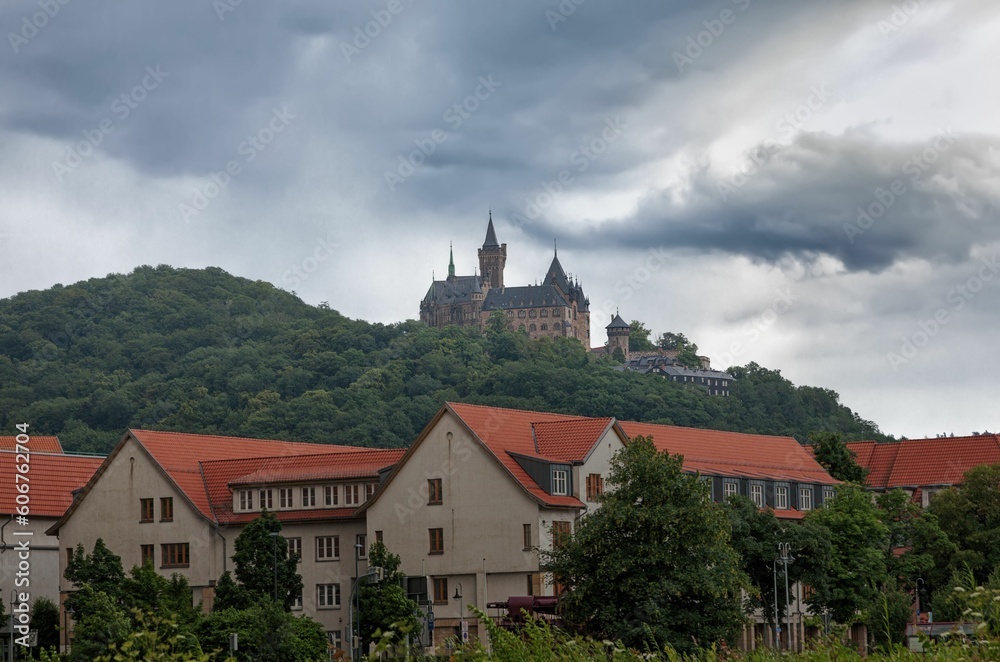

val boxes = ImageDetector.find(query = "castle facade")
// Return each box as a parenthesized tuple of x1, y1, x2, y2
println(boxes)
(420, 214, 591, 345)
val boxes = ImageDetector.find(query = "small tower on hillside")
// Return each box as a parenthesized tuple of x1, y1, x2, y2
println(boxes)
(606, 312, 630, 358)
(477, 210, 507, 289)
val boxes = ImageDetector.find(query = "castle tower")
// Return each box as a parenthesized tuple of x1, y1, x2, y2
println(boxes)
(606, 312, 630, 358)
(477, 211, 506, 289)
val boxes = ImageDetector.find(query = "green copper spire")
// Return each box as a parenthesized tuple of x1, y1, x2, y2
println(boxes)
(448, 242, 455, 278)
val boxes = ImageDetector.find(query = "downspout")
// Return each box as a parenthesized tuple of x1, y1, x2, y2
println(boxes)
(0, 514, 13, 553)
(214, 525, 228, 573)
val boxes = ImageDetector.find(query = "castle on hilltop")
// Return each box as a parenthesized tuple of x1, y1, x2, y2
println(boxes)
(420, 213, 591, 345)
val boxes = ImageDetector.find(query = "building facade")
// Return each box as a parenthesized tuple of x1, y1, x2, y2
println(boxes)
(419, 214, 591, 345)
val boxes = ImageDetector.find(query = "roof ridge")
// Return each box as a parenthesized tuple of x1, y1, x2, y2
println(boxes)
(130, 428, 344, 447)
(623, 420, 799, 442)
(199, 447, 398, 466)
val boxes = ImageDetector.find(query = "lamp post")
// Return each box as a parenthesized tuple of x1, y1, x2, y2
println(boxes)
(10, 589, 16, 662)
(354, 542, 363, 661)
(778, 543, 793, 651)
(453, 583, 465, 645)
(916, 578, 926, 622)
(772, 560, 780, 649)
(269, 532, 280, 604)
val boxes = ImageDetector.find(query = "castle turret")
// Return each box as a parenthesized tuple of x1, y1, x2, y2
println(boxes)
(477, 211, 506, 289)
(606, 312, 630, 358)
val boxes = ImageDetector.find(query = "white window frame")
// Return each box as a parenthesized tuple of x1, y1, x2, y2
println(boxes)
(317, 535, 339, 561)
(749, 482, 764, 508)
(775, 485, 789, 510)
(279, 487, 294, 509)
(799, 486, 813, 511)
(345, 484, 360, 506)
(723, 480, 739, 498)
(238, 489, 253, 511)
(823, 487, 835, 506)
(552, 469, 568, 496)
(325, 485, 338, 506)
(259, 489, 273, 510)
(356, 534, 367, 559)
(287, 537, 302, 560)
(302, 486, 316, 508)
(317, 583, 340, 608)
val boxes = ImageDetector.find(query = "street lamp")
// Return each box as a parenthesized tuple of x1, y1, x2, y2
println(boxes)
(453, 582, 465, 645)
(269, 532, 280, 603)
(777, 543, 793, 651)
(354, 542, 363, 661)
(916, 578, 926, 622)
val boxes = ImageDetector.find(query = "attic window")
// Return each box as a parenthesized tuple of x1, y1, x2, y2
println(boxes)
(552, 470, 568, 496)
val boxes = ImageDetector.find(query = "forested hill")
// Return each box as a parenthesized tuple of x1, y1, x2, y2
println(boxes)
(0, 265, 889, 454)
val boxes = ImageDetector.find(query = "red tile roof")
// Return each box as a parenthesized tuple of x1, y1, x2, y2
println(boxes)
(533, 418, 615, 462)
(446, 403, 611, 508)
(200, 449, 405, 524)
(619, 421, 836, 484)
(0, 451, 104, 518)
(129, 429, 364, 521)
(0, 436, 63, 453)
(847, 435, 1000, 488)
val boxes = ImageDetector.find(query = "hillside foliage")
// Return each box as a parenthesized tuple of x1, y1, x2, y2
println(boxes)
(0, 265, 889, 453)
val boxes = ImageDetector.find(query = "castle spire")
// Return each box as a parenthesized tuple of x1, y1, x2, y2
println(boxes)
(483, 212, 500, 249)
(554, 238, 557, 257)
(448, 242, 455, 278)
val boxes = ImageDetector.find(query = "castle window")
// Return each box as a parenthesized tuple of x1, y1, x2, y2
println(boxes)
(540, 309, 548, 317)
(518, 310, 526, 318)
(541, 324, 547, 331)
(507, 311, 514, 318)
(553, 309, 562, 317)
(529, 309, 536, 318)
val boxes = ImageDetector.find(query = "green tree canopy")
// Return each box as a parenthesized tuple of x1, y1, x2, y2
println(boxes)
(231, 510, 303, 611)
(928, 463, 1000, 584)
(542, 436, 749, 652)
(628, 320, 657, 352)
(810, 432, 868, 483)
(358, 541, 420, 651)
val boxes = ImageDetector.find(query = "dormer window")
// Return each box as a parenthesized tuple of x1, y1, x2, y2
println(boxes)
(238, 490, 253, 511)
(552, 470, 568, 496)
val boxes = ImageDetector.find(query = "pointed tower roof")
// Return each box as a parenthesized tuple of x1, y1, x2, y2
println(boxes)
(482, 210, 500, 249)
(544, 244, 571, 294)
(606, 312, 630, 330)
(448, 242, 455, 278)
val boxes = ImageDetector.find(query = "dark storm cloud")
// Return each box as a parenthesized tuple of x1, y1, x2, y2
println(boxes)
(538, 130, 1000, 273)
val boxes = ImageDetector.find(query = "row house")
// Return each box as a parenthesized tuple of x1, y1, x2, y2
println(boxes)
(0, 436, 104, 659)
(848, 434, 1000, 506)
(46, 404, 840, 655)
(46, 429, 402, 652)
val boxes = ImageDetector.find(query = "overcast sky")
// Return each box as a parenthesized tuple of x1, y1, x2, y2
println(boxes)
(2, 1, 998, 439)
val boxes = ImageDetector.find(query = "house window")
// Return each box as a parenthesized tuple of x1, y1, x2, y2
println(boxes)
(518, 310, 526, 318)
(140, 544, 154, 567)
(585, 474, 604, 501)
(429, 528, 444, 554)
(723, 480, 739, 498)
(291, 587, 303, 611)
(356, 534, 367, 559)
(541, 323, 548, 330)
(552, 469, 568, 496)
(259, 489, 273, 510)
(327, 630, 342, 650)
(161, 543, 189, 568)
(365, 483, 376, 501)
(160, 497, 173, 522)
(325, 485, 338, 506)
(799, 486, 813, 511)
(316, 536, 339, 561)
(529, 323, 536, 331)
(529, 309, 537, 318)
(432, 577, 448, 604)
(527, 574, 534, 596)
(239, 490, 253, 511)
(287, 537, 302, 561)
(540, 309, 548, 317)
(279, 488, 294, 509)
(140, 498, 154, 522)
(823, 487, 836, 505)
(749, 482, 764, 508)
(775, 485, 789, 510)
(317, 583, 341, 608)
(552, 521, 571, 548)
(345, 485, 360, 506)
(375, 530, 383, 544)
(523, 523, 532, 550)
(428, 478, 442, 505)
(302, 487, 316, 507)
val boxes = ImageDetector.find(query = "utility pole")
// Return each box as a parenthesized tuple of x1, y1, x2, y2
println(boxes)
(772, 560, 780, 649)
